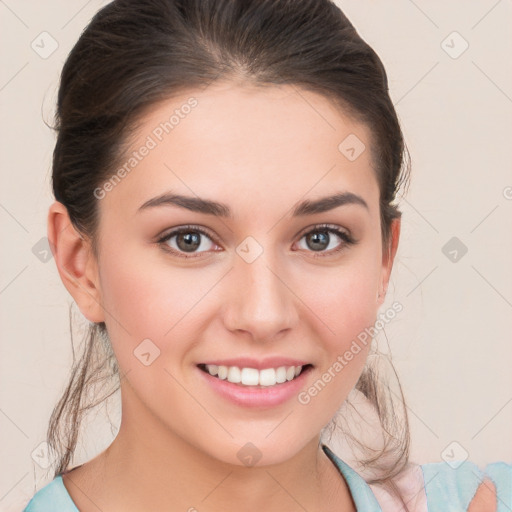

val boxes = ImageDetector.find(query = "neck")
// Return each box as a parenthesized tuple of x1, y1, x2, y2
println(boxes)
(65, 386, 355, 512)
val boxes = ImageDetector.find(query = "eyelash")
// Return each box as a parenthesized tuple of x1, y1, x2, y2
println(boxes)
(156, 223, 356, 260)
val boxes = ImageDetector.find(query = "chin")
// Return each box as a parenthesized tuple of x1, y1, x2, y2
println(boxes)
(196, 433, 314, 469)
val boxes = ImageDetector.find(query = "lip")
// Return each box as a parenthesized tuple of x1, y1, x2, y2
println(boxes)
(199, 357, 311, 370)
(197, 363, 313, 409)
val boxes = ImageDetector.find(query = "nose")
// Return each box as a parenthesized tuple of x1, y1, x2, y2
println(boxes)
(222, 251, 299, 342)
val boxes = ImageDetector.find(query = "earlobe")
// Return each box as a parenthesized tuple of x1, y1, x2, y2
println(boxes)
(47, 201, 105, 323)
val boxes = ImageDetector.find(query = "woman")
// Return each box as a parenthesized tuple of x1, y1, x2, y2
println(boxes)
(23, 0, 509, 510)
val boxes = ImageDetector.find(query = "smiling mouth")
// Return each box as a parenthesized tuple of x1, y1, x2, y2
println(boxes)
(197, 363, 313, 387)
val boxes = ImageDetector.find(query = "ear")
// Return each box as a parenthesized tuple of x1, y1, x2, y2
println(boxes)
(47, 201, 105, 323)
(377, 217, 401, 305)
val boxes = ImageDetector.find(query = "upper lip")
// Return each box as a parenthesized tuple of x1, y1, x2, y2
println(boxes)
(199, 357, 311, 370)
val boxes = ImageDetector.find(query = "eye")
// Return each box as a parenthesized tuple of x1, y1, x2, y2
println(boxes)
(157, 223, 356, 260)
(157, 225, 219, 259)
(294, 224, 356, 257)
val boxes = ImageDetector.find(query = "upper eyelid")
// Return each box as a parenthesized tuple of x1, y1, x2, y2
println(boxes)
(296, 223, 351, 238)
(158, 225, 219, 244)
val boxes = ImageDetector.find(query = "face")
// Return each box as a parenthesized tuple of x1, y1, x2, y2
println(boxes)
(73, 82, 398, 466)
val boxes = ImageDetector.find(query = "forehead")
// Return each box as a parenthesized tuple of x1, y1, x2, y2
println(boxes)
(100, 82, 379, 218)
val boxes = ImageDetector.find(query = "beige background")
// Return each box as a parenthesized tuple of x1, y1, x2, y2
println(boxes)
(1, 1, 511, 509)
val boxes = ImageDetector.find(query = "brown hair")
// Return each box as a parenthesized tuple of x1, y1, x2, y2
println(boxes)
(47, 0, 412, 508)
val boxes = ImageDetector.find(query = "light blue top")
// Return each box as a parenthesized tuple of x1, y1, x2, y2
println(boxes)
(23, 444, 512, 511)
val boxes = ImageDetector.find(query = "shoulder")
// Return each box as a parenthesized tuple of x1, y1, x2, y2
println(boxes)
(419, 458, 511, 512)
(22, 475, 79, 512)
(367, 459, 511, 512)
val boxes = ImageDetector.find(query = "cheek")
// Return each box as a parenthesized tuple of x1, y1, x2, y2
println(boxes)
(98, 249, 169, 335)
(302, 252, 382, 343)
(296, 249, 381, 400)
(97, 245, 218, 367)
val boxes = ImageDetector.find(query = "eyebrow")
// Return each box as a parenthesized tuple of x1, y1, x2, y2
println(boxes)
(137, 190, 369, 217)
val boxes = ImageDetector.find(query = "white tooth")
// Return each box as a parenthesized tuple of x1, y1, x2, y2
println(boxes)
(227, 366, 241, 383)
(217, 365, 228, 380)
(286, 366, 295, 381)
(294, 365, 302, 377)
(241, 368, 259, 385)
(275, 366, 287, 383)
(259, 368, 277, 386)
(207, 364, 218, 376)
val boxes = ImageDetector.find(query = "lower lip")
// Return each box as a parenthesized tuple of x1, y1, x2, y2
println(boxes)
(197, 366, 312, 408)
